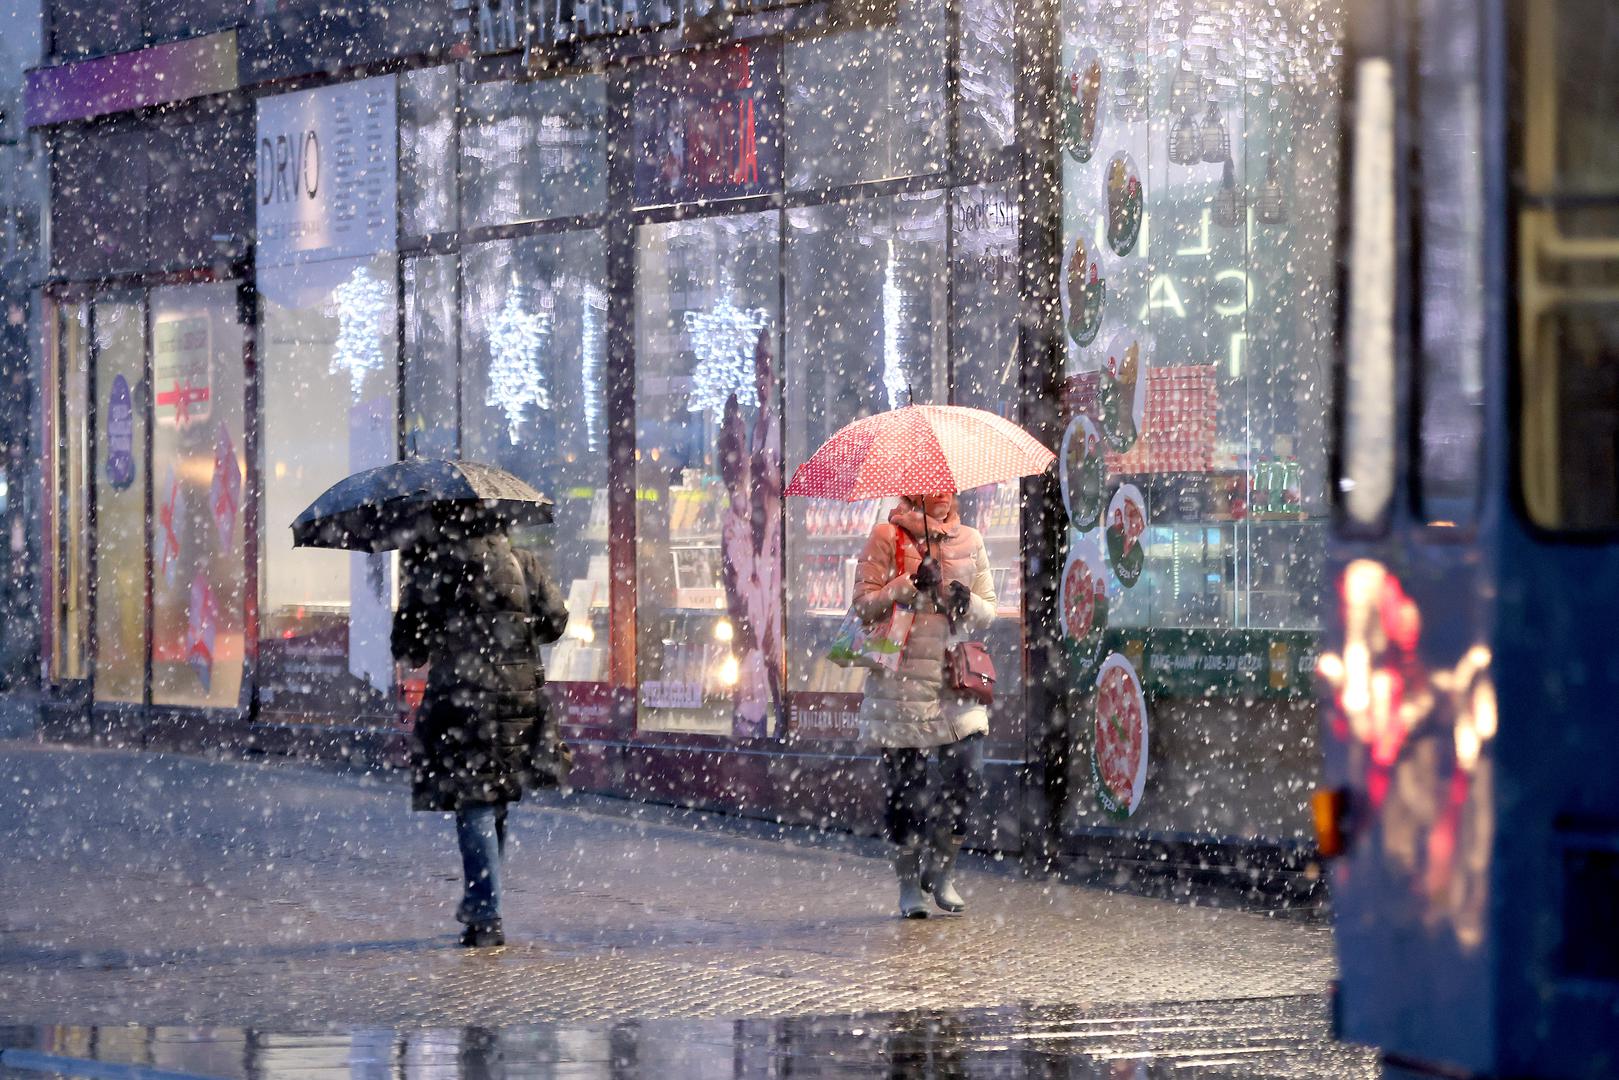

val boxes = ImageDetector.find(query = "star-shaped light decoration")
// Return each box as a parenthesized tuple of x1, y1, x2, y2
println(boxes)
(328, 265, 391, 395)
(685, 297, 769, 416)
(485, 275, 554, 442)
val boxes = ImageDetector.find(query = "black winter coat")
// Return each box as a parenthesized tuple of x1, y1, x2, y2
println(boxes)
(392, 532, 569, 811)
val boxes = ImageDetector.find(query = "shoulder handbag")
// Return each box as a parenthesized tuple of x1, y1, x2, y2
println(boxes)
(946, 640, 996, 706)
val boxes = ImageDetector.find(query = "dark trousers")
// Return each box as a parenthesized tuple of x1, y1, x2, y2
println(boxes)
(881, 733, 985, 848)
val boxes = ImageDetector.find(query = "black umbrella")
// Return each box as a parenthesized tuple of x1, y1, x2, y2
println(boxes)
(291, 459, 554, 553)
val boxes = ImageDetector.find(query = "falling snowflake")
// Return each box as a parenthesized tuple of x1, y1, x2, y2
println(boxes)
(328, 265, 390, 395)
(685, 297, 768, 416)
(486, 275, 554, 442)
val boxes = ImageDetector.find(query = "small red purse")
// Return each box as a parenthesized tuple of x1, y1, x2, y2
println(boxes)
(946, 640, 996, 705)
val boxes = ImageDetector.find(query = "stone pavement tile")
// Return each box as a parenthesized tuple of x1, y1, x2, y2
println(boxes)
(0, 745, 1337, 1028)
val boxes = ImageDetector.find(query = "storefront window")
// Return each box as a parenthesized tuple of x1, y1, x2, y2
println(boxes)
(400, 66, 459, 239)
(151, 283, 246, 709)
(50, 301, 91, 684)
(461, 231, 611, 683)
(259, 258, 399, 719)
(782, 192, 945, 720)
(634, 212, 783, 736)
(1057, 1, 1346, 835)
(950, 182, 1023, 747)
(785, 0, 947, 189)
(147, 109, 253, 273)
(404, 255, 460, 460)
(50, 125, 150, 279)
(955, 0, 1017, 175)
(92, 294, 147, 704)
(460, 75, 607, 230)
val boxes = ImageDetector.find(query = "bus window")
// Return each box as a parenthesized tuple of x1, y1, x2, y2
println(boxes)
(1417, 0, 1486, 527)
(1341, 56, 1398, 530)
(1515, 0, 1619, 531)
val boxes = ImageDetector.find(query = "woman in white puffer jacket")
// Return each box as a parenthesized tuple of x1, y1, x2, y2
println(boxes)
(851, 492, 996, 918)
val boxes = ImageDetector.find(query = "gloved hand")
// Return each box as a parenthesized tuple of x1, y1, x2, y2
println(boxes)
(911, 557, 942, 593)
(944, 580, 972, 622)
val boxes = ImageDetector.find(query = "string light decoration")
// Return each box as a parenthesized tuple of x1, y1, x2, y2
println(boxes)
(685, 292, 769, 416)
(486, 273, 554, 442)
(580, 283, 608, 451)
(328, 265, 391, 394)
(882, 238, 911, 409)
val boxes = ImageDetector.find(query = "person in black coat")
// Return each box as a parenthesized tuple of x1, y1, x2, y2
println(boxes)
(392, 523, 570, 948)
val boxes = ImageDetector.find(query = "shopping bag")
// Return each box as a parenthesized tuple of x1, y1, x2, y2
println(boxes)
(827, 604, 915, 672)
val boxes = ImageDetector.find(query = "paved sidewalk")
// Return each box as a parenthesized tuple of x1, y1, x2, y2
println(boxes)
(0, 742, 1338, 1030)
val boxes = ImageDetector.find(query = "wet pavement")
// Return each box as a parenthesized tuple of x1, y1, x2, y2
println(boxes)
(0, 998, 1375, 1079)
(0, 742, 1374, 1076)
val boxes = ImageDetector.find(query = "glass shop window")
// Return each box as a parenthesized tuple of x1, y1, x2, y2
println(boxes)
(461, 231, 612, 683)
(785, 0, 947, 189)
(150, 283, 247, 709)
(633, 211, 783, 737)
(92, 293, 148, 705)
(782, 191, 946, 711)
(258, 258, 399, 719)
(400, 66, 459, 240)
(460, 74, 607, 230)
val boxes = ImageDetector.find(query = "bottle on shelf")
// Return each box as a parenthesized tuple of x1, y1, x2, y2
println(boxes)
(1252, 455, 1271, 516)
(1283, 456, 1302, 514)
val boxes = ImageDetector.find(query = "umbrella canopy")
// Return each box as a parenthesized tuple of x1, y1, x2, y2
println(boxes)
(291, 459, 553, 554)
(785, 405, 1055, 502)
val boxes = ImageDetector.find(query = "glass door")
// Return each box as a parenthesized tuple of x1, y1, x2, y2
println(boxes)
(91, 292, 149, 705)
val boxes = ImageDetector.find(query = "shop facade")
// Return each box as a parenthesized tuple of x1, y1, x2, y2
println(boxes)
(27, 0, 1346, 871)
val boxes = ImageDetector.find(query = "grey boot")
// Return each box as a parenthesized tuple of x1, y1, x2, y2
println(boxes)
(921, 832, 966, 913)
(894, 844, 929, 919)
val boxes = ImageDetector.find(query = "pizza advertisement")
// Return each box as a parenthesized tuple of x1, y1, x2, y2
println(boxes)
(1059, 415, 1106, 531)
(1099, 329, 1149, 453)
(1063, 229, 1107, 349)
(1105, 483, 1147, 587)
(1061, 49, 1104, 164)
(1059, 541, 1109, 683)
(1091, 652, 1149, 818)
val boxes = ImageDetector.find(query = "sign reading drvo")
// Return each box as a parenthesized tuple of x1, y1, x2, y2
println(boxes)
(632, 42, 782, 206)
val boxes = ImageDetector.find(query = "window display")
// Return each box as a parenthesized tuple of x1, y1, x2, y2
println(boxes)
(92, 295, 146, 704)
(1059, 1, 1341, 637)
(459, 74, 607, 230)
(403, 255, 459, 460)
(461, 231, 611, 684)
(783, 193, 946, 712)
(399, 66, 459, 239)
(785, 0, 947, 189)
(151, 283, 246, 709)
(635, 212, 782, 736)
(258, 258, 398, 718)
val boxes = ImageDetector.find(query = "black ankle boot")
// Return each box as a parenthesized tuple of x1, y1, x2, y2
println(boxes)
(460, 920, 505, 948)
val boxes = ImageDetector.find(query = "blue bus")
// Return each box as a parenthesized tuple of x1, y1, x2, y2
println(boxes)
(1318, 0, 1619, 1076)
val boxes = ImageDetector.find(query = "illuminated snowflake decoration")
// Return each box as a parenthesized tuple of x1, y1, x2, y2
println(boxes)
(685, 297, 769, 416)
(328, 265, 391, 395)
(485, 276, 554, 442)
(581, 284, 608, 452)
(882, 240, 912, 409)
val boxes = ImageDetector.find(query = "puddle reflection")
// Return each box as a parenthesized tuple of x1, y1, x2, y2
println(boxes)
(0, 1003, 1377, 1080)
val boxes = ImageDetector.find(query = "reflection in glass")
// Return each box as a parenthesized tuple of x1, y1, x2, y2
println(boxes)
(259, 259, 398, 718)
(635, 213, 782, 736)
(92, 295, 147, 704)
(785, 0, 947, 188)
(784, 193, 945, 699)
(400, 66, 459, 238)
(152, 283, 247, 709)
(460, 76, 607, 229)
(403, 255, 459, 460)
(462, 232, 611, 683)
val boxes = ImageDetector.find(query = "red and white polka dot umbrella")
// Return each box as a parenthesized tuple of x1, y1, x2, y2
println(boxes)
(785, 405, 1055, 501)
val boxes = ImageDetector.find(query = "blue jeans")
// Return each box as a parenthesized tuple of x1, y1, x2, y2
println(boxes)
(454, 802, 508, 926)
(881, 733, 986, 848)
